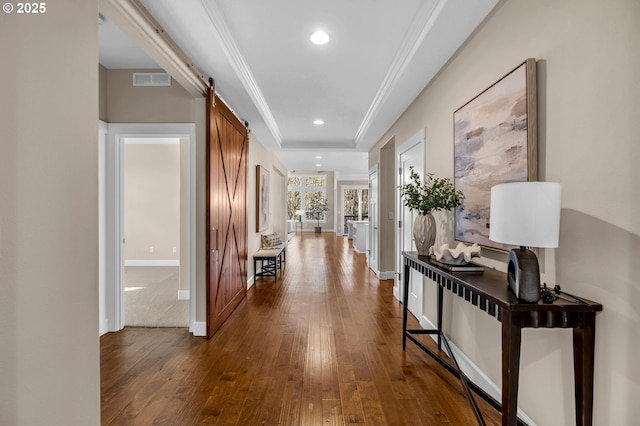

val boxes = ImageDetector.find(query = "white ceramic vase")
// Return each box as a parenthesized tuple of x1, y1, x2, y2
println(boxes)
(413, 213, 436, 256)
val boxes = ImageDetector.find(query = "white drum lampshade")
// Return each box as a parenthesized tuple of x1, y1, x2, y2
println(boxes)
(489, 182, 562, 302)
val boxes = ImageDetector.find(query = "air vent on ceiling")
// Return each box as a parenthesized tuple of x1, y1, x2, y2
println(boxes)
(132, 73, 171, 87)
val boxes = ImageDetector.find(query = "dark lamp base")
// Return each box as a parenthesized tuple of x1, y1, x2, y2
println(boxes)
(507, 248, 540, 303)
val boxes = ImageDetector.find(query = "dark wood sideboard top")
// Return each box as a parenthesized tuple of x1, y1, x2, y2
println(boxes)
(403, 252, 602, 323)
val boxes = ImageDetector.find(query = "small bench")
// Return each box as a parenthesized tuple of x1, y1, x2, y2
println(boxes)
(253, 243, 286, 281)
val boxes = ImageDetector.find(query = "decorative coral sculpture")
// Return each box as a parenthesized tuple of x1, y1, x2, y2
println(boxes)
(429, 242, 481, 265)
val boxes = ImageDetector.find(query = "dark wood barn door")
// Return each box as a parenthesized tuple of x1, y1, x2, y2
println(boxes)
(206, 88, 248, 338)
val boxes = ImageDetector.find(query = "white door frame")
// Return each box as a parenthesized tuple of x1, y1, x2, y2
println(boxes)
(99, 121, 108, 335)
(104, 123, 196, 333)
(368, 164, 379, 275)
(397, 130, 425, 320)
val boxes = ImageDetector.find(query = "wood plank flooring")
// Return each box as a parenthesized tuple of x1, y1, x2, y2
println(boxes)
(101, 232, 502, 425)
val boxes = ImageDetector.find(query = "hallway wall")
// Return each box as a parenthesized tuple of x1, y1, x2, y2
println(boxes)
(369, 0, 640, 424)
(247, 133, 288, 286)
(104, 68, 195, 123)
(0, 1, 101, 424)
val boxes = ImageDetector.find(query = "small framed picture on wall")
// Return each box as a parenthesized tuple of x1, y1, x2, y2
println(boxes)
(256, 165, 270, 232)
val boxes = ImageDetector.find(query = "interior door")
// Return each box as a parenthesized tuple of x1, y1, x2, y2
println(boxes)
(368, 166, 379, 274)
(398, 131, 424, 320)
(206, 89, 248, 338)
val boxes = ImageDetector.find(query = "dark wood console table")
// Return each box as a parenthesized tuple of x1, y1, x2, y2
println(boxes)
(402, 252, 602, 426)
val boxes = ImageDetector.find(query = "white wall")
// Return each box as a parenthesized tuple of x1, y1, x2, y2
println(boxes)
(369, 0, 640, 424)
(124, 141, 181, 262)
(0, 1, 101, 424)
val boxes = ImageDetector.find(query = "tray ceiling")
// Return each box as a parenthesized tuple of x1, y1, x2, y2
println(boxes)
(99, 0, 498, 177)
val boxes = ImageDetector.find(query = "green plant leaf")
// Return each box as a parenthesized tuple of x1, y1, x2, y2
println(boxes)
(398, 166, 464, 215)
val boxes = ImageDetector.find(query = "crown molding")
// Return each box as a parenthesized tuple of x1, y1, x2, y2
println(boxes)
(353, 0, 448, 147)
(201, 0, 283, 147)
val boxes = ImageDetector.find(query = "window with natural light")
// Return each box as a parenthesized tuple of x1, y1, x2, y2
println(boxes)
(288, 174, 326, 222)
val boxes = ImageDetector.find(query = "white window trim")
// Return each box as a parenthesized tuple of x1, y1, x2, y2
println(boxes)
(288, 174, 327, 223)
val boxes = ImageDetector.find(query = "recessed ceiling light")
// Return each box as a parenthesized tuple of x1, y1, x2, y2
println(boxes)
(310, 30, 329, 45)
(313, 119, 324, 125)
(315, 163, 322, 167)
(315, 156, 322, 159)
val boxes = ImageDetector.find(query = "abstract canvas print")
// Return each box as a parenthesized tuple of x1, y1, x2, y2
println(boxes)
(454, 59, 537, 250)
(257, 165, 270, 232)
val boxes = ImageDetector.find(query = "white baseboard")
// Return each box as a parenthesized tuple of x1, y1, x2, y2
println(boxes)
(177, 290, 190, 300)
(418, 315, 536, 426)
(378, 271, 396, 280)
(190, 321, 206, 337)
(247, 275, 255, 289)
(125, 259, 180, 266)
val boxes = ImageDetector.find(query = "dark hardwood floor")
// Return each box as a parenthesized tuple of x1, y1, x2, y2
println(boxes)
(101, 232, 501, 425)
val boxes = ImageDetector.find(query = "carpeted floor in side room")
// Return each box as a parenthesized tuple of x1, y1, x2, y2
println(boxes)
(124, 266, 189, 327)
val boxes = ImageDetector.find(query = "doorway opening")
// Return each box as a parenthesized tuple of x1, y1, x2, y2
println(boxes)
(340, 185, 369, 235)
(102, 123, 196, 334)
(123, 137, 187, 327)
(397, 130, 424, 321)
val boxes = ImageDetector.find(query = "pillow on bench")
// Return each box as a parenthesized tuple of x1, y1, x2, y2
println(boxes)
(261, 232, 283, 248)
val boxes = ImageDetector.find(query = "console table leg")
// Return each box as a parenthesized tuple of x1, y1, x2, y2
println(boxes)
(574, 312, 596, 426)
(402, 263, 410, 350)
(502, 310, 523, 426)
(437, 285, 443, 350)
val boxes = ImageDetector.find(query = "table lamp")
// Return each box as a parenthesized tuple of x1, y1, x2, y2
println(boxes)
(489, 182, 562, 303)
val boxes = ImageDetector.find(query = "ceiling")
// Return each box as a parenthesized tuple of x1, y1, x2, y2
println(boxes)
(99, 0, 498, 179)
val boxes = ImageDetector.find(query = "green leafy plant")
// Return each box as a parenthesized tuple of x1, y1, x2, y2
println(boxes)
(399, 166, 464, 215)
(308, 198, 329, 227)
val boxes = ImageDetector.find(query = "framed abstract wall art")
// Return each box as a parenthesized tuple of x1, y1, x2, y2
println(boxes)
(256, 165, 270, 232)
(454, 58, 538, 251)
